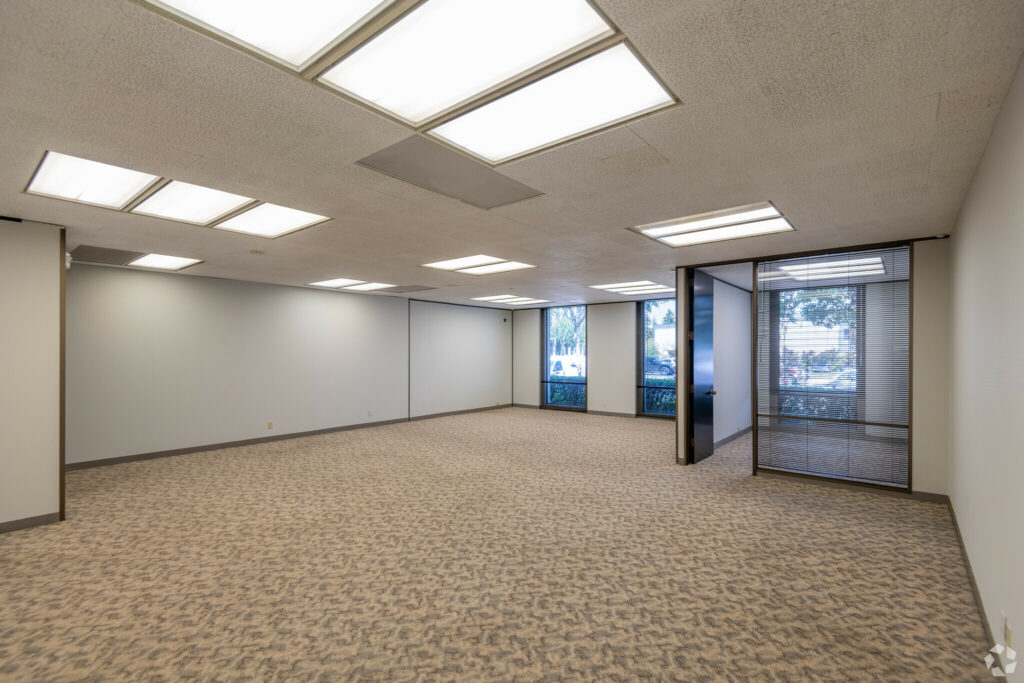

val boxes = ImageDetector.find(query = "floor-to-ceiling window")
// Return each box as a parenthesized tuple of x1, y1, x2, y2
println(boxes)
(542, 305, 586, 410)
(638, 299, 676, 417)
(756, 246, 910, 487)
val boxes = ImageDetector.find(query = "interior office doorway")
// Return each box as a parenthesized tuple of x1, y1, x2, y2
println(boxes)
(681, 263, 754, 465)
(678, 243, 912, 489)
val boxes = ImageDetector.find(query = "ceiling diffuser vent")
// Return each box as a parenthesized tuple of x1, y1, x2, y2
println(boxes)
(69, 245, 146, 266)
(357, 135, 542, 210)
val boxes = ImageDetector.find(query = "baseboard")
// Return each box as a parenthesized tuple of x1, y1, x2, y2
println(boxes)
(714, 426, 752, 449)
(948, 500, 994, 647)
(910, 490, 950, 504)
(587, 409, 635, 418)
(757, 468, 950, 503)
(409, 404, 511, 421)
(67, 406, 522, 470)
(0, 512, 60, 535)
(66, 417, 410, 470)
(512, 402, 539, 408)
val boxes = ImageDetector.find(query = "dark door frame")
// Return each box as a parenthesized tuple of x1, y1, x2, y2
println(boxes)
(675, 235, 933, 481)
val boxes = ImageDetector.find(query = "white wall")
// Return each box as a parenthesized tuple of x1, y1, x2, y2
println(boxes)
(587, 303, 636, 415)
(512, 308, 541, 406)
(67, 265, 409, 463)
(409, 301, 511, 417)
(947, 55, 1024, 644)
(0, 220, 61, 525)
(911, 240, 950, 495)
(713, 279, 752, 443)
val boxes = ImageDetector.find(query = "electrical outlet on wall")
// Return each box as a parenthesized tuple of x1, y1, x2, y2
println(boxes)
(367, 409, 373, 417)
(267, 421, 273, 430)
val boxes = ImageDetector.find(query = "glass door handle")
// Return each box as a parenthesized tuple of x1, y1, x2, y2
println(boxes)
(705, 390, 717, 395)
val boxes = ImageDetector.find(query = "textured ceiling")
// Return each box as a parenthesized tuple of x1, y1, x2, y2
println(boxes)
(2, 0, 1023, 308)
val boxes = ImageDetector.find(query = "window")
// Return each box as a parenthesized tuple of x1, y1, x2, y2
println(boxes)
(638, 299, 676, 416)
(756, 246, 910, 488)
(542, 305, 586, 409)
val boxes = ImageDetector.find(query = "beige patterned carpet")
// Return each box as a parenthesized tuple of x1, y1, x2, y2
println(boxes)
(0, 408, 988, 681)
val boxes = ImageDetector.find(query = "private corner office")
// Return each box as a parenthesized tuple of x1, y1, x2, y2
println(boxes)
(0, 1, 1022, 681)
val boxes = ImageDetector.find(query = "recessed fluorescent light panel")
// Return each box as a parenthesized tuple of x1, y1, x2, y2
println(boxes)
(429, 43, 674, 163)
(309, 277, 366, 288)
(319, 0, 612, 125)
(779, 257, 882, 273)
(145, 0, 393, 69)
(590, 281, 655, 290)
(423, 255, 505, 271)
(613, 286, 675, 295)
(506, 298, 549, 305)
(759, 257, 888, 283)
(131, 180, 253, 225)
(215, 203, 330, 238)
(640, 203, 781, 238)
(127, 253, 202, 270)
(590, 280, 673, 296)
(342, 282, 396, 291)
(471, 294, 520, 301)
(457, 261, 535, 275)
(27, 151, 159, 209)
(635, 202, 794, 248)
(423, 256, 535, 275)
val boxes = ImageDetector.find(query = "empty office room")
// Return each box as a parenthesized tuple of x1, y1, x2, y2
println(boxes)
(2, 0, 1023, 680)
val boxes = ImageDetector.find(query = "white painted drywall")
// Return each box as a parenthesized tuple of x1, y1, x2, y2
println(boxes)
(587, 302, 636, 415)
(0, 220, 61, 525)
(409, 301, 511, 417)
(512, 308, 541, 406)
(911, 240, 950, 495)
(948, 55, 1024, 644)
(713, 279, 752, 443)
(66, 265, 409, 463)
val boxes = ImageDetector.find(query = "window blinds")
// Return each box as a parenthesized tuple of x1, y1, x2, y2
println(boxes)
(755, 246, 910, 488)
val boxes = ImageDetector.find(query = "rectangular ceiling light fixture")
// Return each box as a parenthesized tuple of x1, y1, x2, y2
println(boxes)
(640, 203, 781, 238)
(779, 257, 882, 273)
(131, 180, 253, 225)
(27, 151, 159, 209)
(342, 282, 396, 291)
(457, 261, 534, 275)
(423, 255, 505, 271)
(474, 295, 549, 305)
(309, 277, 366, 288)
(637, 201, 795, 248)
(658, 218, 794, 246)
(127, 253, 202, 270)
(145, 0, 394, 69)
(590, 280, 655, 290)
(319, 0, 612, 125)
(506, 298, 549, 305)
(214, 203, 330, 238)
(795, 270, 885, 281)
(613, 286, 675, 295)
(423, 255, 535, 275)
(590, 280, 673, 296)
(780, 257, 885, 281)
(429, 43, 674, 164)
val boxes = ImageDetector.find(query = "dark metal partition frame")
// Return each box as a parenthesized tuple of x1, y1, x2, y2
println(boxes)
(539, 305, 588, 413)
(635, 299, 677, 420)
(751, 244, 913, 491)
(675, 236, 929, 492)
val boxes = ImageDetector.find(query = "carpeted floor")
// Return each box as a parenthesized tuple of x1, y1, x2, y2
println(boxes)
(0, 408, 989, 681)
